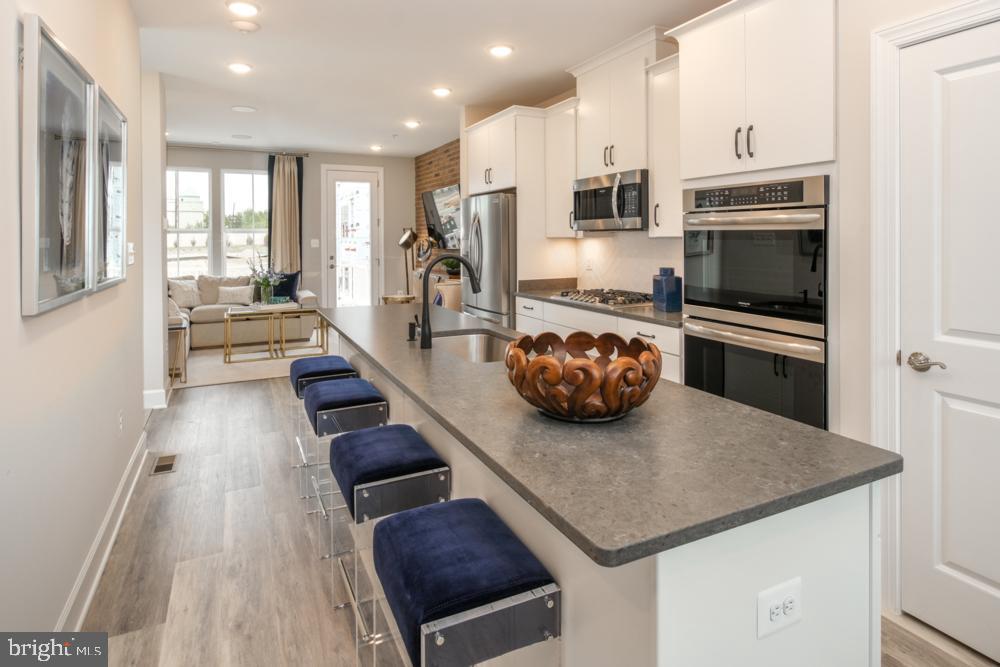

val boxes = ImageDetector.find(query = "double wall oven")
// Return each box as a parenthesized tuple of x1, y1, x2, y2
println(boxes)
(683, 176, 828, 429)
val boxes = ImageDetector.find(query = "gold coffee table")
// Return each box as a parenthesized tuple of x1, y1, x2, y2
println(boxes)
(224, 305, 328, 363)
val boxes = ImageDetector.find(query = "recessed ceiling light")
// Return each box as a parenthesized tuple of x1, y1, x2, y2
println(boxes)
(164, 131, 170, 137)
(232, 105, 257, 113)
(370, 144, 383, 152)
(432, 87, 452, 98)
(231, 20, 260, 32)
(489, 45, 513, 58)
(228, 62, 253, 75)
(226, 1, 260, 18)
(232, 134, 252, 140)
(404, 120, 421, 129)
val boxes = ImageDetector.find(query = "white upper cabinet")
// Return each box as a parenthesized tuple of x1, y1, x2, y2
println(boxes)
(671, 0, 835, 180)
(545, 99, 578, 238)
(744, 0, 835, 172)
(569, 28, 671, 179)
(648, 57, 682, 237)
(466, 112, 516, 195)
(677, 11, 747, 180)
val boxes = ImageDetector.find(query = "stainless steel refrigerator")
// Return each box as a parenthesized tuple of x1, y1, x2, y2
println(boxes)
(460, 192, 516, 327)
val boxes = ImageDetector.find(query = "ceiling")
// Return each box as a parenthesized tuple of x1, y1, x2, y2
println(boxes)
(134, 0, 723, 157)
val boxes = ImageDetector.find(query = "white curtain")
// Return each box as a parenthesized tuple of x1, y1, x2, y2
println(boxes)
(270, 155, 301, 273)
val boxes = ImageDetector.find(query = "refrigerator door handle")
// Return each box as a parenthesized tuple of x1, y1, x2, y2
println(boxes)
(473, 213, 484, 278)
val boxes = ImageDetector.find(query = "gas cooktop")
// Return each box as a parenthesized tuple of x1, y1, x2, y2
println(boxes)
(555, 289, 653, 310)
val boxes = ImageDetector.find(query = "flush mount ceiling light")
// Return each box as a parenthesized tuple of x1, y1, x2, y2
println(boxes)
(228, 62, 253, 75)
(404, 120, 421, 129)
(432, 87, 451, 98)
(232, 134, 252, 140)
(226, 1, 260, 17)
(489, 45, 513, 58)
(370, 144, 383, 152)
(231, 20, 260, 32)
(232, 105, 257, 113)
(164, 131, 170, 137)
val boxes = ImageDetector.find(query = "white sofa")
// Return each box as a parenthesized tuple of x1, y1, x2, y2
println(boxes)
(168, 274, 318, 349)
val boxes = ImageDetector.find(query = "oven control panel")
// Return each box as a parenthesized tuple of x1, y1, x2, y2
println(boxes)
(694, 181, 805, 209)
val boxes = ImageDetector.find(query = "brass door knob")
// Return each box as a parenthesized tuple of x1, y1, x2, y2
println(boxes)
(907, 352, 947, 372)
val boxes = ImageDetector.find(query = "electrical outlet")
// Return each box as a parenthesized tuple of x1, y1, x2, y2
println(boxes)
(757, 577, 802, 639)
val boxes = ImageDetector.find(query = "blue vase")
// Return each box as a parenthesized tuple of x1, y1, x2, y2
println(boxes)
(664, 275, 682, 313)
(653, 267, 676, 312)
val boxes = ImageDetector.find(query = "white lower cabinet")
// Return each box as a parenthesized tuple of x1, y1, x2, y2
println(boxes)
(515, 313, 545, 337)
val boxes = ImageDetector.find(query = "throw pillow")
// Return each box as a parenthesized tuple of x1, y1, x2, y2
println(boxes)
(271, 271, 301, 300)
(197, 274, 250, 305)
(168, 279, 201, 308)
(217, 285, 254, 306)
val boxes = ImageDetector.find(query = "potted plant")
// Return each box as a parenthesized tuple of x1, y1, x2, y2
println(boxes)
(442, 257, 461, 277)
(247, 252, 283, 304)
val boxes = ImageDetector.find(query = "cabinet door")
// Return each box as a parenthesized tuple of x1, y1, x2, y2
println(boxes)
(778, 355, 826, 429)
(745, 0, 835, 172)
(467, 124, 491, 195)
(487, 114, 517, 191)
(678, 11, 748, 180)
(649, 65, 682, 237)
(607, 47, 650, 172)
(575, 65, 611, 179)
(545, 106, 577, 238)
(516, 314, 546, 337)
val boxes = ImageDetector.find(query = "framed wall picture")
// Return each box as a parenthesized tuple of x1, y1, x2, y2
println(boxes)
(20, 14, 96, 316)
(94, 90, 127, 289)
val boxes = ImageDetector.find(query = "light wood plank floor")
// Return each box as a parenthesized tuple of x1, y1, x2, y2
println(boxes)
(84, 380, 997, 666)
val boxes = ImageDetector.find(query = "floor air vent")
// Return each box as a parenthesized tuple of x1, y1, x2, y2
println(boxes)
(150, 454, 178, 476)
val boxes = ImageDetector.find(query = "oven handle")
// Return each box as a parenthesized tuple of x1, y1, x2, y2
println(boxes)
(611, 172, 623, 228)
(684, 321, 824, 364)
(684, 212, 822, 226)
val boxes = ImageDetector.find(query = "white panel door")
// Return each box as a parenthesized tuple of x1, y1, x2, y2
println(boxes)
(575, 65, 611, 179)
(648, 62, 682, 238)
(899, 20, 1000, 662)
(545, 105, 577, 238)
(607, 47, 650, 173)
(487, 114, 517, 191)
(678, 11, 747, 180)
(466, 124, 491, 195)
(745, 0, 835, 172)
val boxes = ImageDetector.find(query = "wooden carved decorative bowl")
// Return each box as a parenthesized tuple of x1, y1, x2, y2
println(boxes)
(504, 331, 662, 423)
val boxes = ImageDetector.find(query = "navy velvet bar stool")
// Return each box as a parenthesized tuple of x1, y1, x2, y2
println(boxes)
(287, 355, 358, 469)
(372, 498, 561, 666)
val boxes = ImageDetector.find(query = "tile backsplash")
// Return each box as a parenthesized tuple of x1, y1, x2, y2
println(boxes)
(576, 233, 684, 293)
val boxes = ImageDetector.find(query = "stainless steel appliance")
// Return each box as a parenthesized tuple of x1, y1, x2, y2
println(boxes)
(571, 169, 649, 231)
(555, 289, 653, 311)
(682, 175, 828, 429)
(460, 192, 516, 327)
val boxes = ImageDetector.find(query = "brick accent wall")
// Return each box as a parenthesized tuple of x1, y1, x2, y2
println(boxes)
(414, 138, 460, 240)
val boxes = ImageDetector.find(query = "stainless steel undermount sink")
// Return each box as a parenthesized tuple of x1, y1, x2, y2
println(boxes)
(432, 329, 513, 364)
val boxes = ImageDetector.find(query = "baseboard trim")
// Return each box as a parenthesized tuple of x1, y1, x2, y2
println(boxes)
(143, 388, 167, 410)
(56, 430, 149, 631)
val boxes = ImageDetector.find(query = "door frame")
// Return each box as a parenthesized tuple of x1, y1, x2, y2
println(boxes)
(871, 0, 1000, 614)
(319, 163, 385, 308)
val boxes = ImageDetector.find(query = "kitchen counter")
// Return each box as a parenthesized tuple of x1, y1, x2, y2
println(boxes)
(515, 289, 684, 328)
(318, 304, 901, 567)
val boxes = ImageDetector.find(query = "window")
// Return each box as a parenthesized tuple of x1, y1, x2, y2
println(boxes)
(165, 169, 210, 278)
(223, 171, 269, 276)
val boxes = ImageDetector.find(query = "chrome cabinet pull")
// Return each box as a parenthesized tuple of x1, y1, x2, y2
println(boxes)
(747, 124, 755, 158)
(654, 203, 660, 227)
(636, 331, 656, 340)
(735, 127, 743, 159)
(522, 305, 535, 311)
(907, 352, 947, 372)
(569, 210, 576, 230)
(609, 144, 615, 165)
(603, 146, 609, 167)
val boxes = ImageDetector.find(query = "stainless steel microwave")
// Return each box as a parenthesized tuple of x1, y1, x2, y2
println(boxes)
(571, 169, 649, 231)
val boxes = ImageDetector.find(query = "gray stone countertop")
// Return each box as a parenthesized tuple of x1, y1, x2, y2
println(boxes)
(318, 305, 902, 567)
(515, 290, 684, 328)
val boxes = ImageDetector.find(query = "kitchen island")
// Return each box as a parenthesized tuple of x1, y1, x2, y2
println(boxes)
(318, 304, 901, 667)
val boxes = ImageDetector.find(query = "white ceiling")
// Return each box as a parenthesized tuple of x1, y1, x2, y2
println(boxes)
(134, 0, 723, 157)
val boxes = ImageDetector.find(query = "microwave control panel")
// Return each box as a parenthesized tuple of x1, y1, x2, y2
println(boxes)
(621, 183, 642, 217)
(694, 181, 805, 209)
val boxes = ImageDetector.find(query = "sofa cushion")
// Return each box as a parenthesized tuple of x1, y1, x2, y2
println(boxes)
(218, 285, 254, 305)
(373, 499, 555, 667)
(272, 272, 301, 300)
(188, 304, 233, 324)
(168, 279, 201, 308)
(197, 275, 251, 305)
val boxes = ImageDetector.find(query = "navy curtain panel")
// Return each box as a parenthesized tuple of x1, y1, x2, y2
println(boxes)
(267, 154, 304, 272)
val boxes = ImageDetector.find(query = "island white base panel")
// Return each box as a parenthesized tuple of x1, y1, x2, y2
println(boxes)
(339, 337, 880, 667)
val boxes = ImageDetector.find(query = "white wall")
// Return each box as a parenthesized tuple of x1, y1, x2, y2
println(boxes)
(577, 235, 683, 292)
(141, 72, 167, 408)
(835, 0, 958, 443)
(0, 0, 144, 630)
(165, 146, 416, 298)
